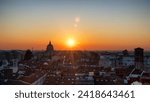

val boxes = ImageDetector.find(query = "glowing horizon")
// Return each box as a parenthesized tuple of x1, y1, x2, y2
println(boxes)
(0, 0, 150, 51)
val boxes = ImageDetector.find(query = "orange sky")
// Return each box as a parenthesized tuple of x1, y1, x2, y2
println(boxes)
(0, 0, 150, 50)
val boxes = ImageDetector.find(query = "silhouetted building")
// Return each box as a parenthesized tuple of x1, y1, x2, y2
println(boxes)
(134, 48, 144, 69)
(122, 49, 128, 56)
(46, 41, 54, 59)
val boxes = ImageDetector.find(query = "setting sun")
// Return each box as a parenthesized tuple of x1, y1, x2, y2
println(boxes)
(66, 38, 76, 48)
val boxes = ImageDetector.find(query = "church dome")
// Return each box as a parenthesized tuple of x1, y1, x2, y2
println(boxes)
(46, 41, 54, 53)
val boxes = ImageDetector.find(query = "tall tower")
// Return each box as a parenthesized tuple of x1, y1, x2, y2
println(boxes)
(134, 47, 144, 69)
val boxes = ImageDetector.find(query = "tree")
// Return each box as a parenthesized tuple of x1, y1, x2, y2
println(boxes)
(24, 49, 33, 60)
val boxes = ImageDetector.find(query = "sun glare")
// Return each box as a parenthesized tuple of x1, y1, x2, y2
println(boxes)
(67, 38, 75, 48)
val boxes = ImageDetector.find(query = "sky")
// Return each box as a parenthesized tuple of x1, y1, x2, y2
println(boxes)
(0, 0, 150, 50)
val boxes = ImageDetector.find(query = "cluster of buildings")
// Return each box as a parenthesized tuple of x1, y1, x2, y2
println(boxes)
(0, 41, 54, 84)
(99, 48, 150, 84)
(0, 41, 150, 85)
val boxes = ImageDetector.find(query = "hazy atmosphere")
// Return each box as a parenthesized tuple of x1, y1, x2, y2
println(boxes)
(0, 0, 150, 50)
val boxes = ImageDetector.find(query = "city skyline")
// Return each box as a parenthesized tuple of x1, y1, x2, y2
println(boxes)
(0, 0, 150, 50)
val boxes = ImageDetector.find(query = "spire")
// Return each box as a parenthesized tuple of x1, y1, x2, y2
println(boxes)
(49, 41, 51, 45)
